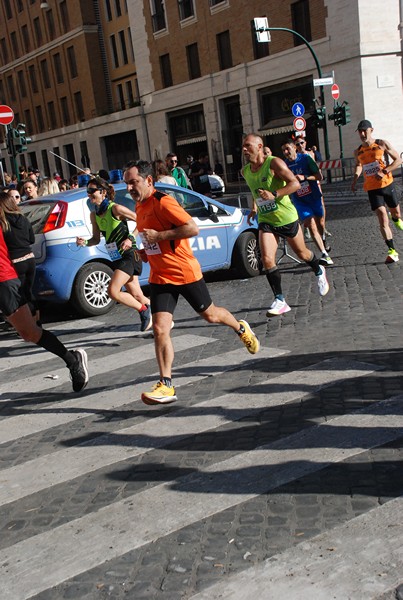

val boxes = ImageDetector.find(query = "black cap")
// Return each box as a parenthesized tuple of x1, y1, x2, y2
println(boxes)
(356, 119, 372, 131)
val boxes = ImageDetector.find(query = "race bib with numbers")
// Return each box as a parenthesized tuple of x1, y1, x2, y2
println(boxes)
(105, 242, 121, 261)
(363, 161, 380, 178)
(139, 232, 162, 255)
(256, 196, 278, 214)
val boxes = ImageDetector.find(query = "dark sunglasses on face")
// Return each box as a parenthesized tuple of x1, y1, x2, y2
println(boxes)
(87, 187, 101, 194)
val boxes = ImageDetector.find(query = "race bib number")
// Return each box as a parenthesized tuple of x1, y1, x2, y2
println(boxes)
(105, 242, 121, 261)
(256, 196, 277, 214)
(363, 161, 380, 178)
(296, 181, 312, 197)
(139, 232, 161, 255)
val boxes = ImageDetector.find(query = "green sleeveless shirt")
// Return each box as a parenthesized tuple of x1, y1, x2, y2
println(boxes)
(243, 156, 298, 227)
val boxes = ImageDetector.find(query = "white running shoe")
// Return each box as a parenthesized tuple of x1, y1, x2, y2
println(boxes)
(266, 298, 291, 316)
(317, 266, 329, 296)
(319, 254, 334, 266)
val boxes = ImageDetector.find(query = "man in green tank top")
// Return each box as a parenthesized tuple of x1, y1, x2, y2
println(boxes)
(242, 134, 330, 316)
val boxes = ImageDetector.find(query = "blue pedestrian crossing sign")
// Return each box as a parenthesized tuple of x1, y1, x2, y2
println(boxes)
(292, 102, 305, 117)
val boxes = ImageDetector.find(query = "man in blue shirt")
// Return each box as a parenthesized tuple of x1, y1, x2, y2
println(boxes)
(281, 139, 333, 266)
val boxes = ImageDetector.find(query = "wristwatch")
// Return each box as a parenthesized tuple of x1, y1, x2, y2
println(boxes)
(271, 190, 278, 198)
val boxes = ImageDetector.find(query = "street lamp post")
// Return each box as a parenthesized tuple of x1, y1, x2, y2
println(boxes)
(254, 23, 330, 160)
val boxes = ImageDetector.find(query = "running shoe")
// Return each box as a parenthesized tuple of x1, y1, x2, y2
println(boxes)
(385, 248, 399, 263)
(319, 254, 334, 266)
(69, 349, 89, 392)
(266, 298, 291, 316)
(393, 218, 403, 231)
(139, 305, 152, 332)
(238, 320, 260, 354)
(316, 266, 329, 296)
(141, 381, 177, 405)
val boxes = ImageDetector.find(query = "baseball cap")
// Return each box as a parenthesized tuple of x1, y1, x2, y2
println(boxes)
(356, 119, 372, 131)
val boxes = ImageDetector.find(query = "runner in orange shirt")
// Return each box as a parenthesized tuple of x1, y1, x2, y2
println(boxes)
(351, 119, 403, 263)
(124, 160, 260, 405)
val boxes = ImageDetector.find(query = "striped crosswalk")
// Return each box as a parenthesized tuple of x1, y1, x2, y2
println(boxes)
(0, 318, 402, 600)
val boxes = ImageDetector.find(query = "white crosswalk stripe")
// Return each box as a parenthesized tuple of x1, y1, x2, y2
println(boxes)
(0, 323, 401, 600)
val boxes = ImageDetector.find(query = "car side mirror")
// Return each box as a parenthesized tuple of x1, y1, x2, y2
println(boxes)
(208, 203, 219, 223)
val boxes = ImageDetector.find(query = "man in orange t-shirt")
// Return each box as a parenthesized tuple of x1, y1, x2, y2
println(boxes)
(351, 119, 403, 264)
(124, 160, 260, 405)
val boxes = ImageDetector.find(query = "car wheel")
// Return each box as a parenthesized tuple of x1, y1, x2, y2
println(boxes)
(71, 262, 115, 316)
(232, 231, 261, 277)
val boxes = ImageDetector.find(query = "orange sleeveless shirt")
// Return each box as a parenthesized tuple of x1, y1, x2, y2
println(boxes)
(356, 142, 393, 191)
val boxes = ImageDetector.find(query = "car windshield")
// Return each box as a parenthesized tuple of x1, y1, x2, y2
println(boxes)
(20, 202, 56, 234)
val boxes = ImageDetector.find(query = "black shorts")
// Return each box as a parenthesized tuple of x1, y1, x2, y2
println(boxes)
(0, 278, 27, 317)
(150, 278, 213, 315)
(368, 183, 399, 211)
(258, 220, 300, 238)
(113, 250, 142, 277)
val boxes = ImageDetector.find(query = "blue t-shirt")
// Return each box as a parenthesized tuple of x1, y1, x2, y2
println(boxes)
(285, 153, 322, 204)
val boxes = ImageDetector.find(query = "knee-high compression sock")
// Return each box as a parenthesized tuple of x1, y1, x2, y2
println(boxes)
(305, 251, 322, 276)
(37, 329, 75, 367)
(265, 267, 283, 299)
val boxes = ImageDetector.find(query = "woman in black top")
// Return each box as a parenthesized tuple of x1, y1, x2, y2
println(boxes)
(0, 191, 37, 319)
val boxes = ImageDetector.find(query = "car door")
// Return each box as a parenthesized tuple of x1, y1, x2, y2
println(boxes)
(155, 185, 231, 270)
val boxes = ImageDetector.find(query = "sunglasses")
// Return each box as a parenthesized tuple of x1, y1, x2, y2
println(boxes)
(87, 187, 101, 194)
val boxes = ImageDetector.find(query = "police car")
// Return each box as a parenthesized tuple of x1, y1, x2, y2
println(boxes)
(20, 183, 259, 316)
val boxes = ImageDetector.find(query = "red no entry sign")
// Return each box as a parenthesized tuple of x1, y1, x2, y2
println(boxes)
(331, 84, 340, 100)
(0, 105, 14, 125)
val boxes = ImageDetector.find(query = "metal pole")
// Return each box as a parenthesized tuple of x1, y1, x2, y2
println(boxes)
(262, 26, 330, 160)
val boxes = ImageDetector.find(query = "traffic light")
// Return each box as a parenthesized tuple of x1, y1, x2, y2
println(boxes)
(341, 103, 351, 126)
(311, 106, 326, 129)
(12, 123, 32, 154)
(6, 127, 15, 156)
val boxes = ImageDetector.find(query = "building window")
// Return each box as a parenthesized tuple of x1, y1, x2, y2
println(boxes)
(160, 53, 173, 88)
(127, 27, 135, 61)
(119, 30, 128, 64)
(4, 0, 12, 19)
(66, 46, 78, 78)
(46, 9, 56, 41)
(0, 39, 9, 65)
(126, 80, 134, 106)
(41, 59, 51, 88)
(33, 17, 42, 46)
(10, 32, 20, 60)
(151, 0, 166, 33)
(53, 53, 64, 84)
(291, 0, 311, 45)
(28, 65, 38, 93)
(36, 105, 45, 131)
(59, 1, 70, 33)
(74, 91, 85, 121)
(105, 0, 112, 21)
(47, 101, 57, 128)
(42, 149, 50, 177)
(186, 43, 201, 79)
(110, 35, 119, 68)
(217, 30, 232, 70)
(17, 71, 27, 97)
(117, 84, 124, 110)
(251, 19, 269, 59)
(60, 97, 70, 125)
(21, 25, 31, 54)
(24, 109, 33, 133)
(115, 0, 122, 17)
(7, 76, 16, 101)
(178, 0, 194, 20)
